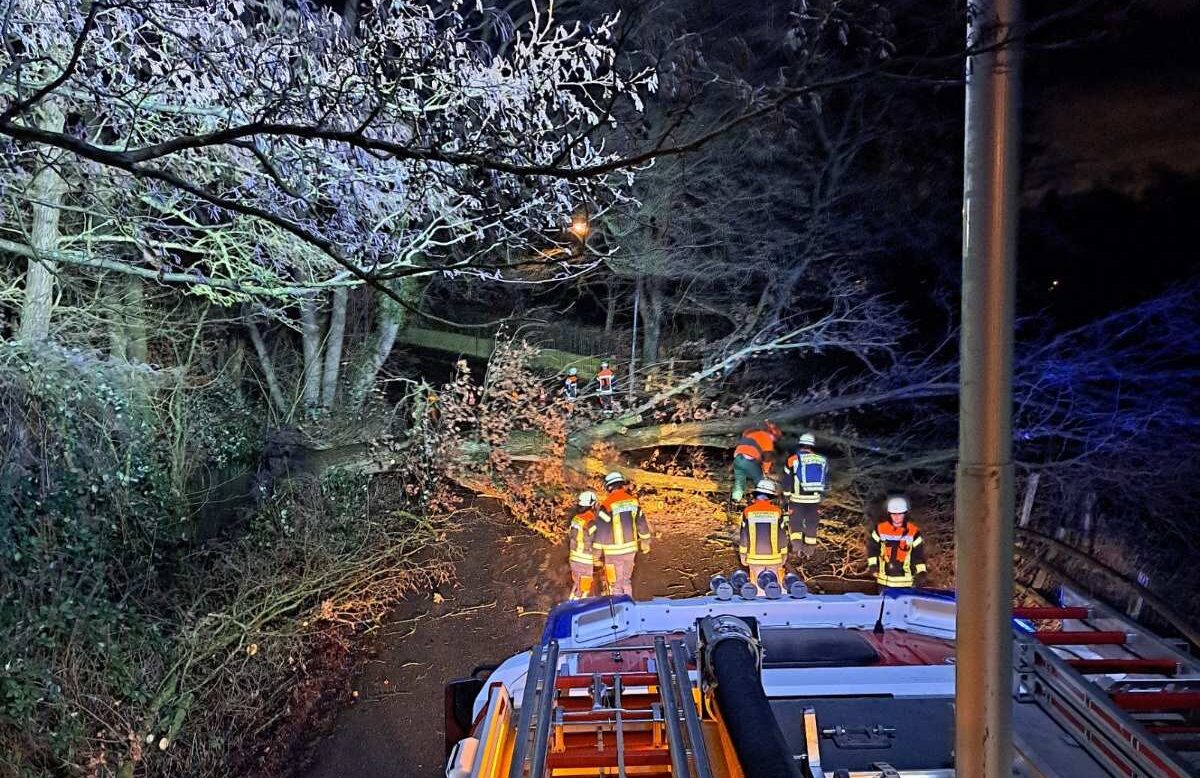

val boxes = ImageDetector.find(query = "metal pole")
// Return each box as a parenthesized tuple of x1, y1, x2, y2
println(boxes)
(654, 637, 692, 778)
(526, 641, 560, 778)
(508, 648, 543, 778)
(629, 278, 640, 402)
(671, 639, 714, 778)
(955, 0, 1021, 775)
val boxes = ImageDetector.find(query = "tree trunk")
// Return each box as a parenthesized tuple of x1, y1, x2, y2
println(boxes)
(639, 276, 664, 367)
(107, 274, 148, 362)
(351, 280, 418, 407)
(604, 281, 618, 334)
(320, 287, 348, 409)
(342, 0, 359, 35)
(125, 277, 149, 363)
(299, 297, 323, 413)
(1017, 471, 1040, 528)
(247, 319, 289, 418)
(18, 100, 68, 342)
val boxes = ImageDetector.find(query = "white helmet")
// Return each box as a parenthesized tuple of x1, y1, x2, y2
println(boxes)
(754, 479, 779, 497)
(797, 433, 816, 447)
(886, 496, 910, 514)
(568, 367, 578, 376)
(600, 361, 609, 368)
(604, 471, 626, 489)
(577, 490, 597, 507)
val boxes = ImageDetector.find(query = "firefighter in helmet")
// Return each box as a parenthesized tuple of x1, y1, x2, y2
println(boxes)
(866, 495, 927, 590)
(782, 432, 828, 554)
(731, 420, 781, 502)
(595, 362, 615, 412)
(589, 471, 651, 597)
(738, 479, 790, 594)
(566, 491, 597, 599)
(563, 367, 580, 405)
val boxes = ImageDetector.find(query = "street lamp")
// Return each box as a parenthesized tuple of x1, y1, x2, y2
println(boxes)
(568, 211, 590, 240)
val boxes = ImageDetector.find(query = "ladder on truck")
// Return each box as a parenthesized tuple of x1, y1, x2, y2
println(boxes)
(1014, 589, 1200, 778)
(506, 636, 710, 778)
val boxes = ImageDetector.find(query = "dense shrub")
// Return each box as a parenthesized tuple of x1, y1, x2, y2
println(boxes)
(0, 346, 442, 777)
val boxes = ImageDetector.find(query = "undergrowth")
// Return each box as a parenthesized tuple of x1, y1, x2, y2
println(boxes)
(0, 345, 444, 777)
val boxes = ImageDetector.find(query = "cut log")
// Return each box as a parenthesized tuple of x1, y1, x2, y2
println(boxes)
(395, 326, 602, 373)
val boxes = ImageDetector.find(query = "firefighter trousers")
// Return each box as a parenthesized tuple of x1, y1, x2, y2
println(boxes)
(731, 456, 763, 502)
(789, 502, 819, 547)
(603, 553, 637, 597)
(569, 560, 595, 600)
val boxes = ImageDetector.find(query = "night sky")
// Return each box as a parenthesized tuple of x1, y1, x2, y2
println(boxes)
(1018, 0, 1200, 326)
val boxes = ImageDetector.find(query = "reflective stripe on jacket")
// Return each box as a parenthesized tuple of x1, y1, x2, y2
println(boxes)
(591, 487, 650, 556)
(733, 428, 777, 462)
(739, 499, 788, 565)
(568, 508, 596, 564)
(784, 451, 828, 503)
(866, 519, 927, 587)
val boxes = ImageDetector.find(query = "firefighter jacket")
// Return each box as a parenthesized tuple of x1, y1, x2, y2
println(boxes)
(739, 498, 789, 566)
(783, 450, 828, 504)
(866, 518, 927, 587)
(734, 428, 778, 464)
(563, 375, 579, 400)
(568, 508, 596, 564)
(591, 487, 650, 557)
(596, 367, 615, 394)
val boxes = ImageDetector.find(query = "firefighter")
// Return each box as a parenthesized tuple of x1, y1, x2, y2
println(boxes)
(563, 367, 579, 405)
(595, 361, 615, 411)
(782, 433, 828, 554)
(866, 495, 928, 590)
(567, 491, 597, 599)
(738, 479, 790, 594)
(589, 471, 651, 597)
(731, 420, 781, 502)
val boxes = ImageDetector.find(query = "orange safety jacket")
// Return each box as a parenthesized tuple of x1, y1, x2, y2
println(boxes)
(591, 487, 650, 557)
(596, 368, 615, 394)
(734, 428, 777, 463)
(738, 499, 789, 566)
(567, 508, 596, 564)
(866, 518, 927, 587)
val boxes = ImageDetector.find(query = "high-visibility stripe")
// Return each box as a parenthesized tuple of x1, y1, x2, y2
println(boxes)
(568, 511, 595, 563)
(746, 554, 786, 564)
(875, 533, 916, 543)
(744, 514, 784, 565)
(785, 452, 827, 500)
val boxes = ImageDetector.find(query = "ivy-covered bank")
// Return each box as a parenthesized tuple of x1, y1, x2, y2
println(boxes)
(0, 346, 443, 777)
